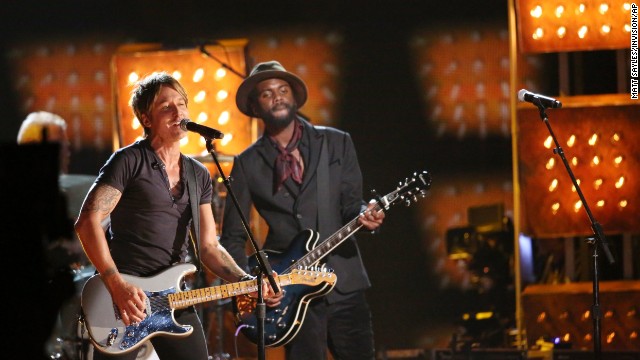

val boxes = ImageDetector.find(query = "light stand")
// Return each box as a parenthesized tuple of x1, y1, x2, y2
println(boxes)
(530, 98, 615, 360)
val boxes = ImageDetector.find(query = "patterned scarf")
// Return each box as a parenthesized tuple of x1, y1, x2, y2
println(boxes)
(271, 119, 304, 193)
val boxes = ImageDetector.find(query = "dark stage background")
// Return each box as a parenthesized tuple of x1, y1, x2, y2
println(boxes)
(1, 1, 632, 359)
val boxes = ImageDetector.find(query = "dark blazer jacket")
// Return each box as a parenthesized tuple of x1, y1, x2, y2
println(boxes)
(219, 118, 371, 303)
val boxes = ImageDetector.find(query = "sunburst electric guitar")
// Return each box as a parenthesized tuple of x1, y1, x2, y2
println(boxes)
(234, 170, 432, 347)
(81, 263, 336, 355)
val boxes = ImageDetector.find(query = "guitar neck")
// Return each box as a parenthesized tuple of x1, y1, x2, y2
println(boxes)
(169, 273, 292, 309)
(284, 202, 383, 273)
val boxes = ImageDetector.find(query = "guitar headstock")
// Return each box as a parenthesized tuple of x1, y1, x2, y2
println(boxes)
(289, 269, 337, 286)
(380, 170, 432, 209)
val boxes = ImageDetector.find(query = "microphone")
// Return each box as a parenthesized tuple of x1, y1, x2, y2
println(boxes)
(179, 119, 224, 140)
(518, 89, 562, 108)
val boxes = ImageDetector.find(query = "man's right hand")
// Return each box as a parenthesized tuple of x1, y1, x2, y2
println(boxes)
(105, 274, 147, 326)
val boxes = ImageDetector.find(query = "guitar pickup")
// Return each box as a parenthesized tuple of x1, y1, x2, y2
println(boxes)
(107, 328, 118, 346)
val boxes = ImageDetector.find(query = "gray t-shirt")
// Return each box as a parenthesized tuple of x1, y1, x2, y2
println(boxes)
(96, 139, 212, 276)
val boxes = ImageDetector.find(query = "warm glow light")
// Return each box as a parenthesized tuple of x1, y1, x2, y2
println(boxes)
(533, 27, 544, 40)
(606, 331, 616, 344)
(571, 157, 578, 166)
(193, 68, 204, 82)
(614, 155, 623, 166)
(476, 312, 493, 320)
(113, 40, 250, 158)
(619, 200, 628, 208)
(544, 136, 553, 148)
(578, 25, 589, 39)
(611, 133, 621, 142)
(567, 135, 576, 147)
(194, 90, 206, 103)
(588, 133, 598, 145)
(216, 89, 229, 102)
(196, 112, 208, 123)
(557, 26, 567, 38)
(221, 133, 233, 146)
(549, 178, 558, 191)
(594, 178, 603, 189)
(518, 0, 629, 51)
(215, 68, 227, 80)
(574, 200, 583, 212)
(624, 3, 631, 11)
(615, 176, 625, 188)
(578, 3, 586, 13)
(592, 156, 600, 165)
(128, 72, 139, 84)
(218, 111, 230, 125)
(597, 200, 605, 207)
(625, 24, 632, 32)
(531, 5, 543, 18)
(563, 333, 571, 342)
(546, 157, 555, 169)
(552, 202, 560, 214)
(630, 331, 638, 340)
(572, 179, 581, 192)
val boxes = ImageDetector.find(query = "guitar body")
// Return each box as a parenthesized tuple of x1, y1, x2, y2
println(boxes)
(81, 263, 196, 355)
(81, 262, 334, 356)
(233, 170, 432, 347)
(234, 229, 336, 347)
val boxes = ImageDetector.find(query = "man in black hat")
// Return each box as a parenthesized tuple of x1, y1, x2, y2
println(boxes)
(220, 60, 385, 360)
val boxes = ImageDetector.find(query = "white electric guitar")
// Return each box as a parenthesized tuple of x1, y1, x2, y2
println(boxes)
(81, 263, 336, 355)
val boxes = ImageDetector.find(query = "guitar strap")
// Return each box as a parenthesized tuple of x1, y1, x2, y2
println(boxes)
(316, 127, 330, 237)
(186, 156, 202, 272)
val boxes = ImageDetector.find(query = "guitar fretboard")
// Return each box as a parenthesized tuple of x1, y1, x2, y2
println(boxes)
(168, 275, 293, 309)
(284, 202, 384, 273)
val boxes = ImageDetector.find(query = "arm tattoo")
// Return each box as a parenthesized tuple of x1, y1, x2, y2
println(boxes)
(82, 184, 121, 218)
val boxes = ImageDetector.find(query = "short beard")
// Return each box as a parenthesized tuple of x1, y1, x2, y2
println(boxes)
(260, 103, 298, 131)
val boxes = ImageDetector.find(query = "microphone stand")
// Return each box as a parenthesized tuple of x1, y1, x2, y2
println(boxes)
(531, 100, 615, 360)
(203, 138, 279, 360)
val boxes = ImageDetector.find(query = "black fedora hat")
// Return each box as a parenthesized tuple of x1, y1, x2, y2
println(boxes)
(236, 60, 308, 117)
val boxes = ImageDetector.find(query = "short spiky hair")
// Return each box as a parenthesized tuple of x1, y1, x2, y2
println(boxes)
(130, 72, 189, 136)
